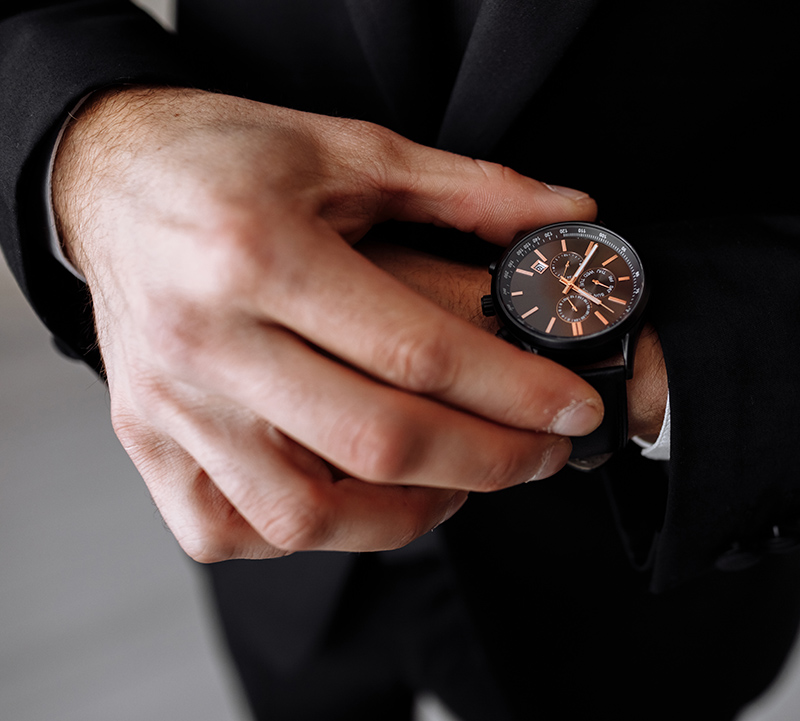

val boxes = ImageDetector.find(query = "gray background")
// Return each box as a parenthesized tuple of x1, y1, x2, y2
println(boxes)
(1, 1, 798, 718)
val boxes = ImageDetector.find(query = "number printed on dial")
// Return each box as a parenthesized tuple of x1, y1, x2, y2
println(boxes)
(498, 223, 645, 340)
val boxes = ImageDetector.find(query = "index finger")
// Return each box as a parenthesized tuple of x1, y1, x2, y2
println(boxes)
(261, 223, 603, 437)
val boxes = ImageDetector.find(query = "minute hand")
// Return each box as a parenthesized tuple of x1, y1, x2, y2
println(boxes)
(562, 242, 598, 294)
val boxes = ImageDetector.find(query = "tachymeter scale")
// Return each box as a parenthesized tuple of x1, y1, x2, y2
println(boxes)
(496, 224, 644, 340)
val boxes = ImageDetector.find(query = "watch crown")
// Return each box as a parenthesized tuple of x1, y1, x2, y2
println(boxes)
(488, 261, 497, 274)
(481, 295, 496, 317)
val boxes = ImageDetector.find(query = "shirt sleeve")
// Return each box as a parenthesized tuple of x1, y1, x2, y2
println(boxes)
(45, 96, 90, 283)
(632, 395, 671, 461)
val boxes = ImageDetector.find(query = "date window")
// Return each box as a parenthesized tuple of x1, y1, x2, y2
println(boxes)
(532, 260, 548, 274)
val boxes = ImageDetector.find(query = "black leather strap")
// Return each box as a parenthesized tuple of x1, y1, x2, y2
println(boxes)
(569, 365, 628, 464)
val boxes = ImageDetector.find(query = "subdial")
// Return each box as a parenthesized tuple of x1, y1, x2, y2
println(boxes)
(578, 267, 616, 298)
(550, 251, 583, 281)
(556, 294, 591, 323)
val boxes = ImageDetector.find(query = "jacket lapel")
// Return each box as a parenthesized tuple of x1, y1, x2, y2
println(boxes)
(343, 0, 430, 137)
(438, 0, 601, 157)
(346, 0, 601, 157)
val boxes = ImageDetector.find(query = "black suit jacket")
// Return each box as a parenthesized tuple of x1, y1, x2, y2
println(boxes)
(2, 1, 800, 717)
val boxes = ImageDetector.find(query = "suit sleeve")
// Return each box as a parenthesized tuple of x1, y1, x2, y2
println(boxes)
(0, 1, 198, 371)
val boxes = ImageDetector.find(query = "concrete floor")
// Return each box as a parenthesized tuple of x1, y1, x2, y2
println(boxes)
(0, 264, 248, 720)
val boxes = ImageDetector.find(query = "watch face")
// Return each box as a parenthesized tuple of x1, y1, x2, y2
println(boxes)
(492, 222, 646, 352)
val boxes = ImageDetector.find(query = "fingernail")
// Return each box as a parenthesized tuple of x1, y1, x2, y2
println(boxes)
(544, 183, 592, 202)
(527, 437, 572, 482)
(548, 398, 603, 436)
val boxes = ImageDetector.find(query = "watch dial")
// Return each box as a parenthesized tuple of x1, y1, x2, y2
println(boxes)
(495, 223, 645, 342)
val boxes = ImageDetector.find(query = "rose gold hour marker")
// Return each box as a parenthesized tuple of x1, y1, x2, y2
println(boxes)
(572, 322, 584, 336)
(608, 296, 627, 305)
(545, 317, 556, 333)
(617, 276, 631, 281)
(594, 311, 609, 325)
(561, 239, 567, 252)
(534, 249, 548, 262)
(585, 241, 597, 255)
(521, 306, 539, 319)
(516, 268, 534, 276)
(511, 291, 523, 296)
(602, 254, 618, 267)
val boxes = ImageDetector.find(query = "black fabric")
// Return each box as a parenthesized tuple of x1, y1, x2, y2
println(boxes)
(444, 472, 800, 719)
(205, 544, 514, 721)
(0, 1, 201, 371)
(2, 1, 800, 718)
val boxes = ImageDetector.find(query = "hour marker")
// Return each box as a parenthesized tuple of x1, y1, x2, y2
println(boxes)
(545, 317, 556, 333)
(594, 311, 609, 325)
(617, 276, 630, 281)
(585, 241, 597, 255)
(602, 254, 618, 267)
(516, 268, 534, 276)
(521, 306, 539, 319)
(572, 322, 584, 336)
(561, 238, 567, 252)
(608, 296, 627, 305)
(534, 249, 548, 262)
(511, 291, 523, 296)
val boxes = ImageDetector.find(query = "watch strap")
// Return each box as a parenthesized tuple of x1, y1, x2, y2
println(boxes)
(569, 365, 628, 465)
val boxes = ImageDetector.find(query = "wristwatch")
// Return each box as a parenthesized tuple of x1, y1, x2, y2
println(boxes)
(480, 221, 648, 469)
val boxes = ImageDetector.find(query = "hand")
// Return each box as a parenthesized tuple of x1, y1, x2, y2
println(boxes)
(358, 241, 668, 443)
(53, 86, 602, 562)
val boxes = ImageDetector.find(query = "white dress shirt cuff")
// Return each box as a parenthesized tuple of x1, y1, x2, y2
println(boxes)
(632, 393, 671, 461)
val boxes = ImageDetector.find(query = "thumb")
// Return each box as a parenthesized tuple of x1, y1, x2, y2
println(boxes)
(368, 132, 597, 245)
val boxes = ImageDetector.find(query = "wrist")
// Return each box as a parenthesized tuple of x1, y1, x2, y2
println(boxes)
(626, 323, 668, 441)
(51, 85, 190, 277)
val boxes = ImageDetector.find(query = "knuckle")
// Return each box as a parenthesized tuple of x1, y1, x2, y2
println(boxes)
(109, 403, 145, 449)
(109, 389, 174, 455)
(179, 521, 251, 564)
(376, 327, 455, 394)
(173, 490, 251, 563)
(348, 119, 402, 158)
(178, 199, 283, 306)
(116, 365, 180, 423)
(141, 299, 216, 377)
(201, 214, 270, 298)
(471, 158, 519, 185)
(180, 533, 233, 564)
(257, 493, 329, 551)
(340, 120, 410, 191)
(331, 411, 417, 482)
